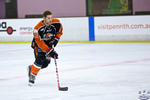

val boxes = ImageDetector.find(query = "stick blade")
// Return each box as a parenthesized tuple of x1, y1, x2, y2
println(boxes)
(59, 87, 68, 91)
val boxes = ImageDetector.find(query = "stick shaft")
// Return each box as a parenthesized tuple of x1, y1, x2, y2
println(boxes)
(54, 58, 60, 89)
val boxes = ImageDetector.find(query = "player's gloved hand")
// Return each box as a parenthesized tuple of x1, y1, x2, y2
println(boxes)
(49, 36, 59, 47)
(49, 50, 58, 59)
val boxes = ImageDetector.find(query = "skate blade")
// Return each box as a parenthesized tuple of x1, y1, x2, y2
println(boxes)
(28, 82, 35, 87)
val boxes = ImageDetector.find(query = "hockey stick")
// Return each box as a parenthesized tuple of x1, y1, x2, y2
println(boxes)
(54, 57, 68, 91)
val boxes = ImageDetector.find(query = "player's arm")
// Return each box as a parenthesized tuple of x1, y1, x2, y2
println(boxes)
(33, 25, 52, 52)
(53, 19, 63, 39)
(56, 24, 63, 38)
(49, 22, 63, 47)
(52, 25, 63, 47)
(49, 18, 63, 47)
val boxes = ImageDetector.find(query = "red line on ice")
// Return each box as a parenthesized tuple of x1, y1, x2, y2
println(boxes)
(0, 58, 150, 81)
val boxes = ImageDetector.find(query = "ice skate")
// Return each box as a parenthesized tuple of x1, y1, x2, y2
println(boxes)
(28, 65, 36, 86)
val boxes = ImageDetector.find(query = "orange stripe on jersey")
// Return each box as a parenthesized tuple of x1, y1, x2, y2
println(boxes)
(56, 25, 63, 39)
(34, 46, 38, 56)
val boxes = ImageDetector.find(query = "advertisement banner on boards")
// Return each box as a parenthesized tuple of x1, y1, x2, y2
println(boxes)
(94, 16, 150, 40)
(0, 19, 41, 36)
(0, 17, 89, 41)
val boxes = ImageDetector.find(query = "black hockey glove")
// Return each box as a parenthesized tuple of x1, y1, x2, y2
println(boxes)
(48, 50, 58, 59)
(45, 48, 58, 59)
(49, 37, 59, 47)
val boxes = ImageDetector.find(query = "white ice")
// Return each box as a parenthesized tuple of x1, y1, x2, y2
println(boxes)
(0, 43, 150, 100)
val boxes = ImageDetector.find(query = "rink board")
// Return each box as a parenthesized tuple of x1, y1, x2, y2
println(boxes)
(0, 16, 150, 42)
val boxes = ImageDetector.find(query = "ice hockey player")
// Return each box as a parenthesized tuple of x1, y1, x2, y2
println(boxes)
(28, 10, 63, 86)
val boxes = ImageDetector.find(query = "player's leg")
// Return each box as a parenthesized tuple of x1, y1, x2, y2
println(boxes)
(34, 46, 51, 69)
(28, 46, 44, 85)
(41, 58, 51, 69)
(28, 44, 52, 85)
(29, 52, 44, 83)
(28, 51, 51, 85)
(28, 64, 40, 85)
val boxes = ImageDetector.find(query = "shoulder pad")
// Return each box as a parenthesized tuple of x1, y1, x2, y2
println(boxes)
(52, 18, 60, 23)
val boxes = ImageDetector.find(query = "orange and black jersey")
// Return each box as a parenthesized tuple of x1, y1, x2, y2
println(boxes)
(32, 18, 63, 52)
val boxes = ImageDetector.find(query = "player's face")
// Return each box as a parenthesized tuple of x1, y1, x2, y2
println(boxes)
(44, 15, 52, 25)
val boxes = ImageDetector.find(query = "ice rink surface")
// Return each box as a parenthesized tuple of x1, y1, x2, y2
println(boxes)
(0, 43, 150, 100)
